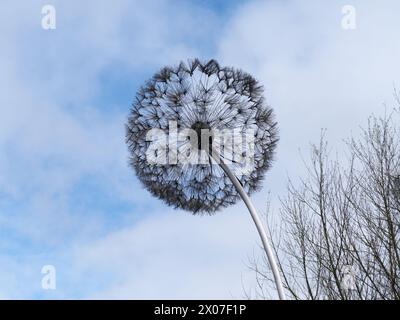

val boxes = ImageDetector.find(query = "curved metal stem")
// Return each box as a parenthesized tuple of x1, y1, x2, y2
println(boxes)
(216, 158, 286, 300)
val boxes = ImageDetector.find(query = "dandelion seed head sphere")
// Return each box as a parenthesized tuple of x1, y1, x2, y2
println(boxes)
(126, 59, 278, 214)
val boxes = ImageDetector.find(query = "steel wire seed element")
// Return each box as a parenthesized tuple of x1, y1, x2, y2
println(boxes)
(126, 59, 278, 214)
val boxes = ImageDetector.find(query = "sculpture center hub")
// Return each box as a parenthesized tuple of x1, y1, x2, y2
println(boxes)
(190, 121, 213, 151)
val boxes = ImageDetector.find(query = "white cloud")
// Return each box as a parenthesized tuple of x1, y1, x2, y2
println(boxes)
(66, 208, 259, 299)
(217, 0, 400, 195)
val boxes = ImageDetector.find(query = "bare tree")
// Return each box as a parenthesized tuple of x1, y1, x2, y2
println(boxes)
(252, 102, 400, 300)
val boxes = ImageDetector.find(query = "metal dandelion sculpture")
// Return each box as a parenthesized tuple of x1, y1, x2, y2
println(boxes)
(126, 59, 285, 299)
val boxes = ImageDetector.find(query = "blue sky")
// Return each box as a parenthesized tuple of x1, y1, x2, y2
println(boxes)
(1, 0, 400, 299)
